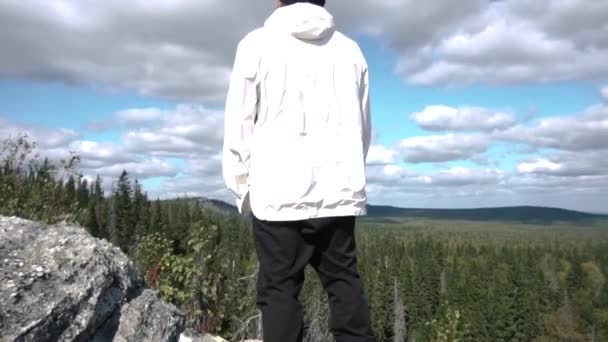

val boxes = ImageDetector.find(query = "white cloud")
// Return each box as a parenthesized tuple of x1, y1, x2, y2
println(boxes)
(366, 145, 398, 165)
(517, 150, 608, 177)
(496, 104, 608, 151)
(518, 158, 562, 174)
(365, 160, 608, 212)
(86, 159, 178, 179)
(364, 163, 514, 209)
(0, 118, 80, 149)
(84, 104, 227, 198)
(429, 166, 505, 187)
(366, 164, 415, 186)
(0, 1, 268, 103)
(159, 155, 227, 201)
(3, 0, 605, 97)
(602, 86, 608, 102)
(402, 19, 606, 86)
(0, 117, 184, 182)
(366, 164, 504, 190)
(398, 134, 489, 163)
(4, 112, 608, 212)
(394, 0, 608, 86)
(411, 105, 517, 132)
(68, 141, 131, 164)
(117, 105, 224, 157)
(116, 108, 165, 126)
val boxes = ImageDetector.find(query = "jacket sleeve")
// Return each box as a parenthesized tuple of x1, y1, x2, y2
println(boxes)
(360, 65, 372, 162)
(222, 38, 259, 213)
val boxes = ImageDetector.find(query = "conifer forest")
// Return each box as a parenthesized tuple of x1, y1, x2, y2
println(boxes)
(2, 135, 607, 341)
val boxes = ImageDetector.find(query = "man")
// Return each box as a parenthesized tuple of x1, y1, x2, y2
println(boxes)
(222, 1, 375, 341)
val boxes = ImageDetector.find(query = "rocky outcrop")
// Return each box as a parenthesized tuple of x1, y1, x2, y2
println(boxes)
(92, 290, 185, 342)
(0, 216, 184, 342)
(0, 216, 264, 342)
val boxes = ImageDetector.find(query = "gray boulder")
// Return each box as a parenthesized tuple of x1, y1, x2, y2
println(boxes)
(178, 329, 236, 342)
(109, 289, 184, 342)
(0, 216, 185, 342)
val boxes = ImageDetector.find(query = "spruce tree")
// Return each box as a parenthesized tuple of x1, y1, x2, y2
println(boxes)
(132, 179, 149, 244)
(64, 175, 76, 208)
(150, 198, 167, 235)
(113, 170, 134, 252)
(77, 178, 89, 209)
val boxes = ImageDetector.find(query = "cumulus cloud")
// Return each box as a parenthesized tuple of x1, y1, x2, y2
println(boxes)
(517, 158, 562, 175)
(395, 0, 608, 86)
(0, 118, 80, 148)
(366, 164, 416, 187)
(3, 0, 605, 98)
(0, 1, 269, 103)
(366, 145, 398, 165)
(517, 150, 608, 177)
(370, 165, 504, 188)
(398, 134, 489, 163)
(88, 105, 225, 157)
(364, 163, 513, 208)
(602, 86, 608, 102)
(4, 111, 608, 211)
(158, 154, 227, 200)
(429, 167, 506, 187)
(2, 103, 232, 200)
(365, 159, 608, 212)
(68, 141, 132, 166)
(511, 171, 608, 200)
(331, 0, 484, 51)
(496, 104, 608, 151)
(0, 117, 183, 181)
(4, 0, 474, 102)
(124, 107, 224, 157)
(411, 105, 517, 132)
(85, 159, 178, 179)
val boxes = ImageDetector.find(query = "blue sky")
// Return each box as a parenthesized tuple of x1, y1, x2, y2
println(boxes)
(1, 0, 607, 213)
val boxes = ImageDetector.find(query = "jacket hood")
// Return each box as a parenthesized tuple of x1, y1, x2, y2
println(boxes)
(264, 3, 335, 41)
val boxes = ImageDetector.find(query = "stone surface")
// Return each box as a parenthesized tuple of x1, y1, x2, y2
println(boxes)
(110, 289, 184, 342)
(0, 216, 186, 342)
(0, 216, 247, 342)
(177, 329, 230, 342)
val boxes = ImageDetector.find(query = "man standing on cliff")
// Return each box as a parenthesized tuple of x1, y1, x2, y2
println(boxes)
(222, 1, 375, 341)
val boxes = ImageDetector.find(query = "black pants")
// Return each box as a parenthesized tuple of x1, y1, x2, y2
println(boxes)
(252, 214, 376, 342)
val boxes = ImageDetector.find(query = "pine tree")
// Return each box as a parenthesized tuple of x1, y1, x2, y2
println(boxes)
(85, 200, 100, 237)
(113, 170, 134, 252)
(149, 198, 167, 235)
(94, 175, 104, 198)
(77, 178, 89, 209)
(89, 175, 109, 240)
(64, 175, 76, 207)
(132, 179, 149, 244)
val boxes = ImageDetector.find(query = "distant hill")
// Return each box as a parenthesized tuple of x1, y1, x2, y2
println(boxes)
(160, 197, 238, 216)
(180, 198, 605, 224)
(197, 198, 240, 215)
(365, 205, 607, 223)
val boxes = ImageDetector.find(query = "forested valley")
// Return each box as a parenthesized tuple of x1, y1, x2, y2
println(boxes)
(2, 135, 607, 341)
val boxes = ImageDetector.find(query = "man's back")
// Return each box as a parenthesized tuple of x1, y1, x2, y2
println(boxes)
(222, 3, 376, 341)
(222, 2, 372, 221)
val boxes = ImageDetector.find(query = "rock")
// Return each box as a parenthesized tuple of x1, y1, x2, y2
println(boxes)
(178, 329, 229, 342)
(0, 216, 244, 342)
(108, 289, 185, 342)
(0, 216, 185, 342)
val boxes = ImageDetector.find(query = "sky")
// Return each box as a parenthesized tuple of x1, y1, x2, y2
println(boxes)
(1, 0, 607, 213)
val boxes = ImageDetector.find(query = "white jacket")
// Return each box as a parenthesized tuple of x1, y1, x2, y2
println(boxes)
(222, 3, 371, 221)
